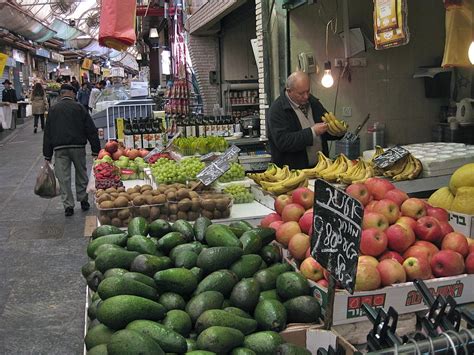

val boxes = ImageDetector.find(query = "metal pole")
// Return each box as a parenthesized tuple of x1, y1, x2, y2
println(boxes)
(324, 276, 336, 330)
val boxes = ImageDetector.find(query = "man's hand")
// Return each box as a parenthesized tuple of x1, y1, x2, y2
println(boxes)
(312, 122, 328, 136)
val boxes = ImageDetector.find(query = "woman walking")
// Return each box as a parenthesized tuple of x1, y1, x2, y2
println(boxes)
(31, 83, 48, 133)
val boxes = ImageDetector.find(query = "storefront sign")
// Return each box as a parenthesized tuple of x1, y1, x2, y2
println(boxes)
(82, 58, 93, 70)
(111, 67, 125, 77)
(0, 53, 8, 77)
(93, 64, 101, 75)
(35, 48, 50, 58)
(102, 68, 111, 77)
(130, 81, 149, 97)
(51, 52, 64, 63)
(12, 49, 26, 63)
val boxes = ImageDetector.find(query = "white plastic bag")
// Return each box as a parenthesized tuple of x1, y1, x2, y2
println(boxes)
(86, 169, 96, 194)
(34, 161, 60, 199)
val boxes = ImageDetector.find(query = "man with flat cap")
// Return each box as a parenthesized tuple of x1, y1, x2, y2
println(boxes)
(43, 84, 101, 216)
(2, 79, 18, 104)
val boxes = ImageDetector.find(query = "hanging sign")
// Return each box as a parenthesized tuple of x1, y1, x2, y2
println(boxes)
(51, 52, 64, 63)
(93, 64, 101, 75)
(35, 48, 50, 58)
(82, 58, 93, 70)
(102, 68, 111, 77)
(111, 67, 125, 77)
(373, 145, 410, 169)
(0, 53, 8, 77)
(12, 49, 26, 63)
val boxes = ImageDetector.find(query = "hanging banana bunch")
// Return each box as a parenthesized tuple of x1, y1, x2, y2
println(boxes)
(321, 112, 348, 136)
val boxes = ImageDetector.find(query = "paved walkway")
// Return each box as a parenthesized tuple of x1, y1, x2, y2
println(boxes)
(0, 118, 92, 354)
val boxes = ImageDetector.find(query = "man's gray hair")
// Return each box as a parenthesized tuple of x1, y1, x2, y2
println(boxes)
(286, 71, 309, 90)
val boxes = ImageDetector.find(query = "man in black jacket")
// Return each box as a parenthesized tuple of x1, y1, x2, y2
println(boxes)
(43, 84, 101, 216)
(267, 71, 342, 169)
(2, 80, 17, 103)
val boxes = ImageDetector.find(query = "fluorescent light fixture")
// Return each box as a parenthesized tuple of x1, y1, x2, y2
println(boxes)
(469, 41, 474, 65)
(161, 50, 171, 75)
(149, 28, 159, 39)
(321, 61, 334, 88)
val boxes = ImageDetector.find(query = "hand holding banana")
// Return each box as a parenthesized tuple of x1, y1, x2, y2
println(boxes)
(321, 112, 348, 136)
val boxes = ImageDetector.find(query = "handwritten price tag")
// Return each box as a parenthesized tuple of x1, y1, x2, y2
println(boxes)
(311, 179, 363, 294)
(373, 145, 409, 169)
(196, 145, 241, 186)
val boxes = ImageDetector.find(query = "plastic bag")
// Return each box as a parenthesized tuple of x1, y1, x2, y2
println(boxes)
(86, 169, 96, 194)
(442, 1, 472, 67)
(34, 161, 60, 199)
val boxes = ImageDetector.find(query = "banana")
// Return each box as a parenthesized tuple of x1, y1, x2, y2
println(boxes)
(392, 155, 416, 181)
(281, 170, 307, 188)
(383, 155, 409, 177)
(322, 112, 348, 136)
(321, 156, 348, 182)
(407, 156, 423, 180)
(352, 164, 375, 184)
(302, 152, 332, 178)
(318, 155, 343, 176)
(338, 160, 366, 184)
(263, 163, 279, 181)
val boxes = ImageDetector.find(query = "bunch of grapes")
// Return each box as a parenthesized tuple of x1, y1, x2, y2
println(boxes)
(179, 157, 205, 181)
(223, 184, 254, 204)
(151, 158, 183, 184)
(218, 162, 245, 183)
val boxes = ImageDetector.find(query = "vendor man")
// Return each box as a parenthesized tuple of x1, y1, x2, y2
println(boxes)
(267, 71, 342, 169)
(2, 79, 18, 103)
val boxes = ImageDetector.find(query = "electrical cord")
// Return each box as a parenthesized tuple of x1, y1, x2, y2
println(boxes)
(440, 332, 458, 355)
(407, 338, 421, 355)
(445, 330, 468, 355)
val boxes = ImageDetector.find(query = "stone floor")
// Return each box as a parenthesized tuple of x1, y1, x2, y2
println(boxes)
(0, 118, 94, 354)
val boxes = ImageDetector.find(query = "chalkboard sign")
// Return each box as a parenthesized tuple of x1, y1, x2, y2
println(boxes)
(373, 146, 409, 169)
(196, 145, 241, 186)
(311, 179, 363, 294)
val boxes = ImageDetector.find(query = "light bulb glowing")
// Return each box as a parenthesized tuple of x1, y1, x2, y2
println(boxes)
(137, 53, 142, 60)
(469, 41, 474, 65)
(321, 69, 334, 88)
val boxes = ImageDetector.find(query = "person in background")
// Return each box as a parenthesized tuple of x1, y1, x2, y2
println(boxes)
(43, 84, 100, 217)
(88, 80, 106, 112)
(71, 76, 80, 93)
(31, 82, 48, 133)
(77, 82, 91, 111)
(2, 79, 18, 104)
(266, 71, 343, 169)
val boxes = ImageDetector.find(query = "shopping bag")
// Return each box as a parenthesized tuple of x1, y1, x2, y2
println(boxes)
(86, 169, 96, 194)
(34, 161, 60, 199)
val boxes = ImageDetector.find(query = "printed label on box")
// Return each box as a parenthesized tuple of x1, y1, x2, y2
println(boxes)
(449, 211, 474, 237)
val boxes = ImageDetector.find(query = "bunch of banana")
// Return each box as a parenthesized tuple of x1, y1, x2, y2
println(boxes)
(247, 164, 289, 184)
(391, 154, 423, 181)
(337, 159, 375, 184)
(370, 145, 385, 176)
(321, 112, 348, 136)
(264, 169, 309, 195)
(319, 154, 353, 182)
(301, 152, 333, 179)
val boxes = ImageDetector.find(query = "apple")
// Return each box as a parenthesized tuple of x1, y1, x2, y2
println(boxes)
(396, 216, 417, 231)
(274, 194, 293, 215)
(375, 199, 401, 224)
(386, 223, 415, 253)
(441, 232, 469, 257)
(384, 189, 409, 207)
(379, 251, 404, 264)
(316, 278, 329, 287)
(269, 220, 284, 231)
(299, 257, 324, 282)
(465, 252, 474, 274)
(403, 245, 434, 262)
(467, 237, 474, 247)
(281, 203, 306, 223)
(305, 246, 312, 259)
(401, 198, 427, 219)
(355, 263, 381, 291)
(414, 216, 443, 243)
(261, 213, 282, 228)
(275, 221, 301, 247)
(413, 240, 440, 257)
(345, 183, 372, 206)
(364, 177, 395, 200)
(426, 206, 449, 223)
(288, 232, 311, 261)
(112, 148, 124, 160)
(304, 208, 313, 215)
(439, 221, 454, 237)
(291, 187, 314, 210)
(298, 211, 313, 235)
(105, 140, 119, 154)
(470, 244, 474, 254)
(127, 149, 140, 160)
(323, 269, 330, 281)
(360, 228, 388, 257)
(98, 149, 111, 159)
(358, 255, 380, 268)
(365, 200, 378, 213)
(377, 259, 406, 286)
(431, 250, 465, 277)
(139, 148, 149, 158)
(403, 257, 433, 281)
(362, 212, 389, 232)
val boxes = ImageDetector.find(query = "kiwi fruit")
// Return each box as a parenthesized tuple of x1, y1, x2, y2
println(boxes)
(100, 200, 115, 209)
(98, 215, 111, 225)
(118, 192, 131, 200)
(166, 191, 177, 201)
(215, 199, 228, 211)
(96, 190, 105, 197)
(126, 188, 136, 194)
(201, 199, 216, 211)
(111, 218, 123, 227)
(213, 210, 222, 219)
(187, 211, 199, 221)
(159, 214, 168, 220)
(105, 187, 117, 194)
(176, 188, 190, 200)
(158, 185, 168, 193)
(169, 203, 179, 215)
(191, 199, 200, 212)
(140, 185, 153, 192)
(117, 208, 131, 220)
(114, 196, 129, 208)
(201, 210, 214, 219)
(155, 194, 166, 204)
(177, 211, 188, 220)
(145, 195, 154, 204)
(142, 190, 153, 196)
(169, 214, 178, 222)
(117, 187, 126, 192)
(108, 210, 119, 219)
(139, 206, 150, 218)
(222, 209, 231, 218)
(178, 198, 192, 212)
(161, 204, 169, 215)
(189, 191, 199, 199)
(133, 196, 146, 206)
(110, 192, 120, 198)
(175, 183, 186, 189)
(150, 206, 161, 220)
(96, 194, 111, 204)
(166, 187, 177, 193)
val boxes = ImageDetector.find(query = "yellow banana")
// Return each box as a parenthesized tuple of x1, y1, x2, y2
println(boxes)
(263, 163, 279, 181)
(407, 156, 423, 180)
(392, 155, 416, 181)
(281, 170, 307, 188)
(383, 156, 409, 177)
(321, 156, 348, 182)
(302, 152, 331, 178)
(352, 164, 375, 184)
(338, 160, 364, 184)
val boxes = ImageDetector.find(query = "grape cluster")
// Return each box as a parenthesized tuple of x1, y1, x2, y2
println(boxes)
(179, 157, 206, 181)
(223, 184, 254, 204)
(218, 162, 245, 183)
(151, 157, 205, 184)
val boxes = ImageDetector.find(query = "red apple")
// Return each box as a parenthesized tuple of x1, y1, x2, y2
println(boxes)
(316, 279, 329, 287)
(281, 203, 306, 222)
(360, 228, 388, 257)
(375, 199, 401, 224)
(377, 259, 406, 286)
(379, 251, 404, 264)
(441, 232, 469, 257)
(465, 252, 474, 274)
(426, 206, 449, 223)
(274, 194, 293, 215)
(415, 216, 443, 243)
(298, 211, 313, 235)
(355, 263, 381, 291)
(305, 246, 311, 259)
(403, 256, 433, 280)
(358, 255, 380, 268)
(386, 223, 415, 253)
(413, 240, 440, 257)
(439, 221, 454, 237)
(396, 216, 417, 231)
(291, 187, 314, 210)
(299, 257, 324, 282)
(346, 183, 372, 206)
(139, 148, 149, 158)
(97, 149, 111, 159)
(260, 213, 282, 228)
(470, 244, 474, 254)
(127, 149, 140, 160)
(403, 245, 434, 262)
(304, 208, 313, 215)
(365, 200, 378, 213)
(323, 269, 330, 281)
(288, 232, 311, 261)
(112, 148, 124, 160)
(431, 250, 465, 277)
(363, 212, 389, 232)
(467, 237, 474, 247)
(364, 177, 395, 200)
(384, 189, 409, 207)
(275, 221, 301, 247)
(105, 140, 119, 154)
(401, 198, 427, 219)
(269, 220, 284, 231)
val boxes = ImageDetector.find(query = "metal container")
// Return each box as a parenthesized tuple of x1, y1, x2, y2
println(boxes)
(335, 138, 360, 160)
(366, 122, 385, 149)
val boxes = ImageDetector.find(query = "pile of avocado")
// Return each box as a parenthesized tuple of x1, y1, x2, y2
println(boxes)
(82, 217, 322, 355)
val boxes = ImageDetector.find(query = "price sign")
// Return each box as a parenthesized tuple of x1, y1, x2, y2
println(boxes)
(311, 179, 363, 294)
(373, 146, 410, 169)
(196, 145, 241, 186)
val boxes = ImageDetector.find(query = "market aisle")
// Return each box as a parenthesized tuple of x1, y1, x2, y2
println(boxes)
(0, 118, 92, 354)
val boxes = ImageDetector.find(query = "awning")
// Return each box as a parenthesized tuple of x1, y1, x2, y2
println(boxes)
(50, 18, 85, 41)
(0, 0, 57, 42)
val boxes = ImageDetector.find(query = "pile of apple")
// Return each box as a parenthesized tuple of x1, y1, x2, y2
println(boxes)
(260, 178, 474, 292)
(98, 140, 150, 161)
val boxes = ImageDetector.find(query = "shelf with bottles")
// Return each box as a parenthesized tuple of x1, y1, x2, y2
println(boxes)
(120, 116, 167, 150)
(226, 89, 259, 106)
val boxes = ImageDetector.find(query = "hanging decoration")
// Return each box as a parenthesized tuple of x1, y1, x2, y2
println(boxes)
(373, 0, 409, 50)
(98, 0, 137, 51)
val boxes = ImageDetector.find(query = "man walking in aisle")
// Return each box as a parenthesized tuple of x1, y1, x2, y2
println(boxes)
(43, 84, 101, 216)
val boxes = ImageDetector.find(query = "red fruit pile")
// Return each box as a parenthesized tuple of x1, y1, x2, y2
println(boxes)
(94, 162, 123, 189)
(147, 152, 171, 164)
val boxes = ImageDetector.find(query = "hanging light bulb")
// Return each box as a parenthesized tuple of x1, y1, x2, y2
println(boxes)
(321, 61, 334, 88)
(149, 28, 159, 39)
(469, 41, 474, 65)
(136, 53, 143, 61)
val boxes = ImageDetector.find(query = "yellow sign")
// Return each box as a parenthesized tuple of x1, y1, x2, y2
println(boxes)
(102, 68, 111, 77)
(82, 58, 93, 70)
(0, 53, 8, 77)
(115, 118, 125, 142)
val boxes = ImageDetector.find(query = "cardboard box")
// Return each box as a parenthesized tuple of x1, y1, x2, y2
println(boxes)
(285, 257, 474, 326)
(449, 211, 474, 237)
(281, 325, 358, 355)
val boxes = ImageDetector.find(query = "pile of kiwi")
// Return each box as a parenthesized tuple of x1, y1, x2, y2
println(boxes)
(152, 183, 201, 223)
(199, 192, 232, 220)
